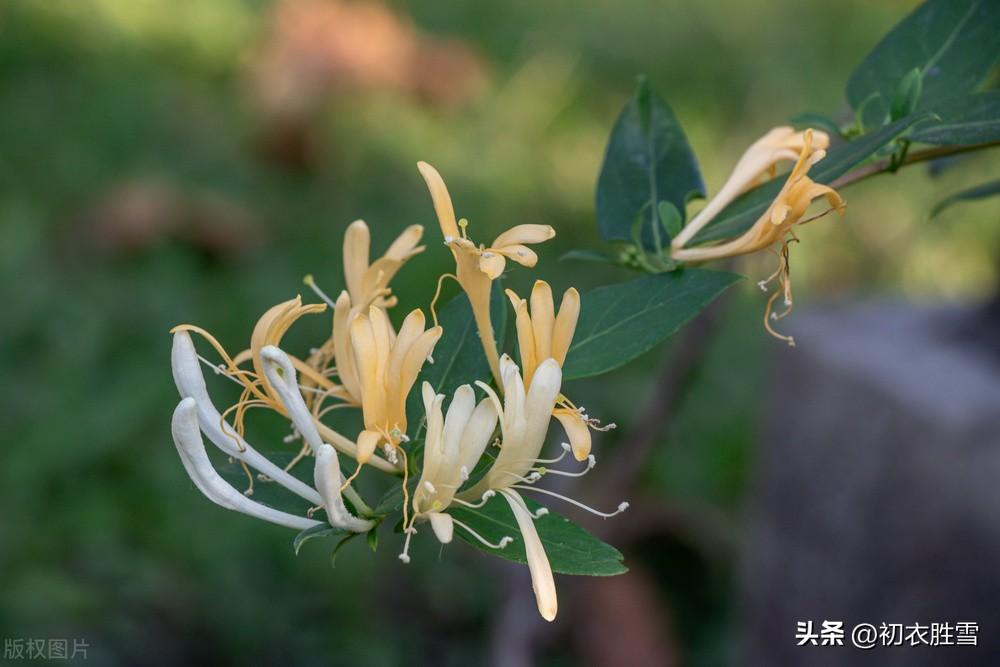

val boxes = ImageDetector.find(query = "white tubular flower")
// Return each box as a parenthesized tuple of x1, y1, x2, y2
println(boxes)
(171, 330, 322, 505)
(171, 398, 322, 531)
(455, 354, 627, 622)
(398, 382, 507, 564)
(261, 345, 375, 532)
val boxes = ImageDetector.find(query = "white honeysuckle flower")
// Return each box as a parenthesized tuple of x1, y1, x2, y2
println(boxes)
(260, 345, 375, 533)
(455, 354, 627, 622)
(171, 330, 322, 505)
(398, 382, 510, 563)
(171, 331, 374, 533)
(171, 398, 322, 531)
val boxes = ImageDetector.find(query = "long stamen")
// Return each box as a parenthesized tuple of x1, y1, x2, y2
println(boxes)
(429, 272, 459, 328)
(452, 517, 513, 550)
(451, 489, 496, 509)
(534, 454, 596, 478)
(512, 485, 629, 518)
(399, 525, 417, 564)
(303, 274, 337, 309)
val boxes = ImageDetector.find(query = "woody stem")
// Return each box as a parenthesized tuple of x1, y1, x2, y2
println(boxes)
(829, 140, 1000, 190)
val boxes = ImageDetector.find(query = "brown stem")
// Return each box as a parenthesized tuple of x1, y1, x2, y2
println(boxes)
(830, 140, 1000, 190)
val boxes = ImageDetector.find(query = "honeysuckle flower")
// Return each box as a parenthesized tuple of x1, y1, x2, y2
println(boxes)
(671, 129, 845, 345)
(398, 382, 510, 563)
(303, 219, 425, 406)
(351, 306, 443, 463)
(172, 301, 399, 473)
(507, 280, 614, 461)
(172, 397, 323, 531)
(671, 127, 831, 249)
(171, 331, 372, 531)
(460, 355, 629, 622)
(417, 160, 555, 384)
(170, 342, 374, 533)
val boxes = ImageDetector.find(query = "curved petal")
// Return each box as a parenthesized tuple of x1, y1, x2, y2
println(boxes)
(417, 161, 460, 238)
(492, 224, 555, 248)
(172, 398, 322, 531)
(529, 280, 555, 364)
(552, 287, 580, 366)
(495, 244, 538, 268)
(428, 511, 454, 544)
(314, 444, 375, 532)
(554, 409, 592, 461)
(343, 220, 371, 304)
(478, 251, 506, 279)
(501, 490, 557, 622)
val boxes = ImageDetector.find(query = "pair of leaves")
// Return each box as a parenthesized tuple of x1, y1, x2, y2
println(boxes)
(596, 77, 704, 250)
(847, 0, 1000, 130)
(912, 90, 1000, 146)
(449, 492, 626, 576)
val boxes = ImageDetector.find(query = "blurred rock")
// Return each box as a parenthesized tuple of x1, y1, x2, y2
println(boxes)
(248, 0, 487, 169)
(744, 300, 1000, 666)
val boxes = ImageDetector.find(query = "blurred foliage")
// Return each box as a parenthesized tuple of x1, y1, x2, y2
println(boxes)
(1, 0, 998, 664)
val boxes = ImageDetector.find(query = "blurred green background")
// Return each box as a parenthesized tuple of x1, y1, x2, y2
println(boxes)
(2, 0, 998, 665)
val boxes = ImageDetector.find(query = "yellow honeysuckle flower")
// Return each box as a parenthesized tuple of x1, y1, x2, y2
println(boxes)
(417, 160, 555, 384)
(671, 127, 831, 249)
(672, 129, 845, 345)
(304, 219, 425, 406)
(172, 297, 400, 474)
(507, 280, 613, 461)
(350, 305, 443, 463)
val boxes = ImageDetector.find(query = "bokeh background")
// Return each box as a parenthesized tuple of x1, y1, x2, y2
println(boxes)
(2, 0, 998, 665)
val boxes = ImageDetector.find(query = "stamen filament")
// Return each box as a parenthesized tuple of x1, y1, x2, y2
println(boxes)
(512, 485, 629, 518)
(452, 518, 513, 550)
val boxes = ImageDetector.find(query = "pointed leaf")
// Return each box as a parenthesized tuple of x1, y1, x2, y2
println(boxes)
(912, 90, 1000, 145)
(931, 179, 1000, 217)
(562, 268, 740, 381)
(847, 0, 1000, 129)
(596, 77, 704, 249)
(293, 524, 346, 555)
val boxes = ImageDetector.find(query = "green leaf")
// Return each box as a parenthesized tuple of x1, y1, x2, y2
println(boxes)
(691, 113, 934, 244)
(789, 112, 845, 138)
(559, 249, 617, 265)
(596, 77, 704, 250)
(366, 527, 379, 552)
(450, 493, 626, 576)
(405, 285, 506, 439)
(561, 268, 739, 381)
(293, 524, 346, 555)
(931, 179, 1000, 217)
(847, 0, 1000, 129)
(890, 68, 924, 121)
(658, 201, 683, 239)
(912, 90, 1000, 145)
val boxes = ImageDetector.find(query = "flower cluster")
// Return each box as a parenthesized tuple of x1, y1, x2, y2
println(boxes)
(169, 162, 626, 621)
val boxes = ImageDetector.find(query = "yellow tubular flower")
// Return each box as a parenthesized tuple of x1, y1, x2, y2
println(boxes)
(671, 127, 831, 250)
(306, 220, 425, 405)
(417, 160, 555, 385)
(671, 129, 845, 346)
(507, 280, 607, 461)
(351, 306, 443, 462)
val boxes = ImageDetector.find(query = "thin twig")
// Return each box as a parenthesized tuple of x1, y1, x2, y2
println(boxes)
(830, 140, 1000, 190)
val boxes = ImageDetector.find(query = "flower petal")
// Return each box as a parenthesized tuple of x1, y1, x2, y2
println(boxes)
(529, 280, 555, 364)
(501, 490, 557, 621)
(554, 409, 592, 461)
(495, 244, 539, 268)
(492, 224, 555, 248)
(343, 220, 371, 304)
(478, 251, 506, 279)
(428, 511, 454, 544)
(417, 161, 460, 238)
(552, 287, 580, 366)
